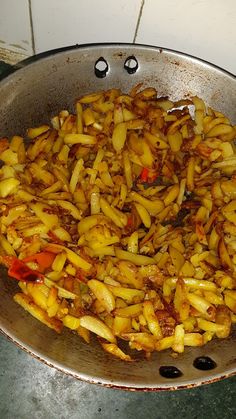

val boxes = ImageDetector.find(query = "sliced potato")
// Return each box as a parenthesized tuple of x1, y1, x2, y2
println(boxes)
(143, 300, 162, 339)
(100, 342, 133, 361)
(108, 285, 145, 304)
(88, 279, 115, 313)
(114, 303, 143, 318)
(79, 315, 116, 343)
(14, 293, 62, 333)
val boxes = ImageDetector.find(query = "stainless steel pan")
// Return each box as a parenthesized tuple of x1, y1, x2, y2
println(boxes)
(0, 43, 235, 390)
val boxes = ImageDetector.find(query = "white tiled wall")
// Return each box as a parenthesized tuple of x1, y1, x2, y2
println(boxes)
(0, 0, 33, 56)
(136, 0, 236, 74)
(0, 0, 235, 74)
(31, 0, 142, 53)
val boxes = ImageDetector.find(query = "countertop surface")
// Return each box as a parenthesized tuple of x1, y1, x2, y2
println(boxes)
(0, 335, 235, 419)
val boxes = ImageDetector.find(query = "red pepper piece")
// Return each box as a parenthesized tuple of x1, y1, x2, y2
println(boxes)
(140, 167, 149, 182)
(127, 216, 133, 227)
(140, 167, 159, 184)
(23, 251, 56, 273)
(8, 258, 43, 283)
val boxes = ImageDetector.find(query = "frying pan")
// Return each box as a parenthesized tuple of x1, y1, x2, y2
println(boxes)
(0, 43, 235, 390)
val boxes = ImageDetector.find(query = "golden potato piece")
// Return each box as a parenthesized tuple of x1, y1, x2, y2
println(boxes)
(114, 303, 143, 318)
(62, 314, 80, 330)
(0, 178, 20, 198)
(143, 300, 162, 339)
(100, 342, 133, 361)
(14, 293, 62, 333)
(79, 315, 116, 343)
(88, 279, 115, 313)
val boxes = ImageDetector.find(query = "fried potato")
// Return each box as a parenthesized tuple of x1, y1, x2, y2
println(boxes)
(14, 293, 62, 333)
(1, 84, 236, 361)
(88, 279, 115, 313)
(79, 315, 116, 343)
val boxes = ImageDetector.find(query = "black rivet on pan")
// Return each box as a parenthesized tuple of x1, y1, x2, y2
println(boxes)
(94, 57, 109, 78)
(159, 366, 183, 378)
(124, 55, 139, 74)
(193, 356, 217, 371)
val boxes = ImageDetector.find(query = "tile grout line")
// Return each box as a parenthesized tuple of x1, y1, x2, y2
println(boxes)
(133, 0, 145, 43)
(28, 0, 36, 55)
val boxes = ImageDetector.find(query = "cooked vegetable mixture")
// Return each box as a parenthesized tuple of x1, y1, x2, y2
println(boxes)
(0, 85, 236, 360)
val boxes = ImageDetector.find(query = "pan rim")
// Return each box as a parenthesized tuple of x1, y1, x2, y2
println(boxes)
(0, 42, 235, 82)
